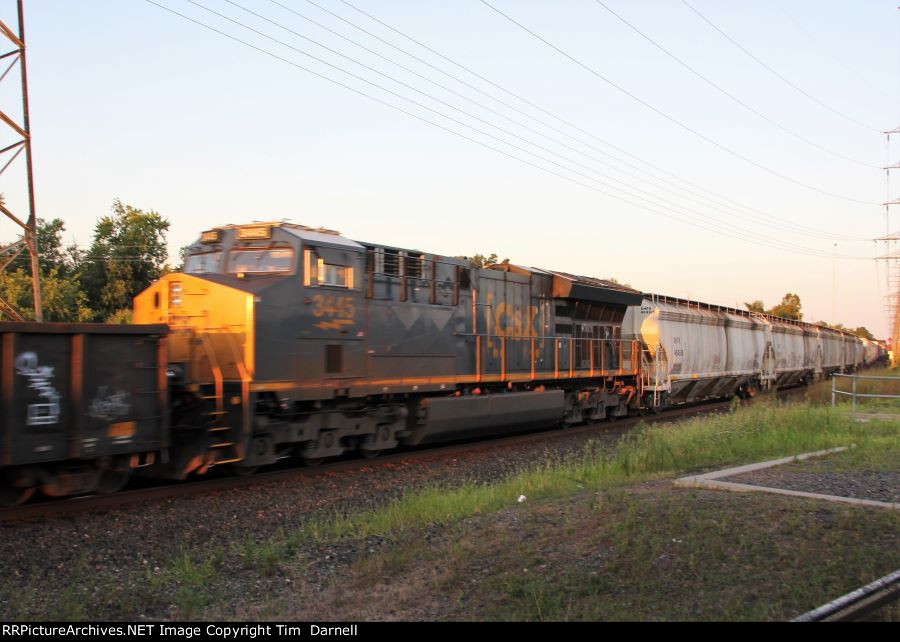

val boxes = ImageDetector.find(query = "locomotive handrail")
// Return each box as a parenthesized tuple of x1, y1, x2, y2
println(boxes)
(457, 333, 640, 382)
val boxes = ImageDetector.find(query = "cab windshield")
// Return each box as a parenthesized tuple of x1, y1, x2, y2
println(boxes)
(227, 248, 295, 274)
(184, 251, 223, 274)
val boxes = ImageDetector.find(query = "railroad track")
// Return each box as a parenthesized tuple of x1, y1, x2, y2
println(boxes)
(793, 569, 900, 622)
(0, 391, 804, 523)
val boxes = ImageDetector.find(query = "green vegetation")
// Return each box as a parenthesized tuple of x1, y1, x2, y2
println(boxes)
(455, 488, 900, 621)
(805, 366, 900, 412)
(745, 292, 803, 320)
(305, 401, 895, 540)
(0, 200, 171, 322)
(4, 396, 896, 621)
(146, 550, 222, 619)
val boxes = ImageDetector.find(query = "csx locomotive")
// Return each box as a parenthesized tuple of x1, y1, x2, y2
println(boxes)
(0, 221, 881, 504)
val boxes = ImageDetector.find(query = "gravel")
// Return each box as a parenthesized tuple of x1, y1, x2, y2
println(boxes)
(0, 423, 629, 620)
(723, 461, 900, 505)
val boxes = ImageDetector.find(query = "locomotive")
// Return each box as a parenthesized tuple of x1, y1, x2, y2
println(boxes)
(0, 221, 881, 504)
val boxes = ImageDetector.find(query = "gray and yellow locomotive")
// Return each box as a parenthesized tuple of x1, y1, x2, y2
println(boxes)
(134, 222, 643, 478)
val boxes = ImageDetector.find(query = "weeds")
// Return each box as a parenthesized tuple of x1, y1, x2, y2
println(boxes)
(300, 401, 896, 541)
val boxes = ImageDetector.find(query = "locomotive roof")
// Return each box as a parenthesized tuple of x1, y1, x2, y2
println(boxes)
(549, 271, 642, 295)
(283, 226, 364, 250)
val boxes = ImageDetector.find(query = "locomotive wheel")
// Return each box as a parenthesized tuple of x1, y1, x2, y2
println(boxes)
(361, 450, 381, 460)
(96, 469, 132, 495)
(0, 485, 35, 507)
(302, 457, 324, 467)
(230, 464, 258, 477)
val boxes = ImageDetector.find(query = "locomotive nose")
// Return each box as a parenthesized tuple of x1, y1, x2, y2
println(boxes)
(134, 273, 256, 380)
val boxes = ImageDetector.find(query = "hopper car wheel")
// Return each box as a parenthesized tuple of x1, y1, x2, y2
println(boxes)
(361, 450, 381, 460)
(0, 485, 35, 507)
(302, 457, 325, 467)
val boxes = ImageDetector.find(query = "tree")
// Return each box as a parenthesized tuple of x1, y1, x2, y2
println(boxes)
(3, 218, 76, 277)
(466, 253, 510, 268)
(0, 267, 93, 322)
(79, 200, 169, 322)
(768, 293, 803, 320)
(744, 300, 766, 313)
(853, 326, 875, 340)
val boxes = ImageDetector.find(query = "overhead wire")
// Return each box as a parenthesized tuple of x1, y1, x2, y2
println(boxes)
(190, 0, 858, 256)
(204, 0, 876, 256)
(769, 0, 895, 106)
(214, 0, 864, 249)
(479, 0, 876, 205)
(142, 0, 870, 259)
(592, 0, 877, 166)
(681, 0, 882, 134)
(321, 0, 872, 241)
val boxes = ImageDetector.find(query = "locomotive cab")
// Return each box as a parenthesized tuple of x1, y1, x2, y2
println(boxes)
(134, 222, 367, 476)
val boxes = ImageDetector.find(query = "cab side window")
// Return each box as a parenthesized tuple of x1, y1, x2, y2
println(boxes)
(303, 248, 358, 289)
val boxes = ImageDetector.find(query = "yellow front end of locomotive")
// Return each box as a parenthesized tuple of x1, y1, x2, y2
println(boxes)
(134, 273, 255, 384)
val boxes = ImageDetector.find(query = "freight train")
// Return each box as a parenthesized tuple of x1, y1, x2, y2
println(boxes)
(0, 222, 886, 505)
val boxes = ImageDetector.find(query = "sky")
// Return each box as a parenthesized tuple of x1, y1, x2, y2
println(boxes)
(0, 0, 898, 335)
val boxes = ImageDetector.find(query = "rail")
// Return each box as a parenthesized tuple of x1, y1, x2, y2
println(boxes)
(831, 373, 900, 415)
(792, 569, 900, 622)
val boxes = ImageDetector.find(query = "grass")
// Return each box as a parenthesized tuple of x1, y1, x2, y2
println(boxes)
(805, 366, 900, 412)
(302, 400, 897, 541)
(4, 391, 897, 621)
(145, 550, 223, 619)
(461, 489, 900, 621)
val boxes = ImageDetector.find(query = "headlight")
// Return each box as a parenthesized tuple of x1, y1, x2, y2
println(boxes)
(169, 281, 183, 307)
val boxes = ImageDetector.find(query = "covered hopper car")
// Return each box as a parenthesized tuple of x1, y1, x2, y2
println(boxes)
(624, 294, 869, 410)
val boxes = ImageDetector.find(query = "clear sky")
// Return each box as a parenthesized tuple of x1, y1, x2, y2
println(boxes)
(0, 0, 898, 335)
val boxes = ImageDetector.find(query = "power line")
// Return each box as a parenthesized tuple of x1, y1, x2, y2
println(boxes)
(199, 0, 873, 256)
(592, 0, 877, 166)
(141, 0, 869, 260)
(681, 0, 882, 134)
(480, 0, 876, 205)
(770, 0, 895, 106)
(224, 0, 867, 245)
(325, 0, 871, 240)
(191, 0, 859, 255)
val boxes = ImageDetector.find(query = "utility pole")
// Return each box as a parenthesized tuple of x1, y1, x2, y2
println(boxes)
(0, 0, 41, 321)
(832, 243, 836, 323)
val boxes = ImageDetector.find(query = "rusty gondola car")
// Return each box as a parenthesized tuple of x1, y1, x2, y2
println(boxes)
(0, 322, 168, 505)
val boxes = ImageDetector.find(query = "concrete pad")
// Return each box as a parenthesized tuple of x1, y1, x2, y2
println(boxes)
(674, 446, 899, 510)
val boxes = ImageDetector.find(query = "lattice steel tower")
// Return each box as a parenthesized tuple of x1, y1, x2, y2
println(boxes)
(878, 127, 900, 364)
(0, 0, 40, 322)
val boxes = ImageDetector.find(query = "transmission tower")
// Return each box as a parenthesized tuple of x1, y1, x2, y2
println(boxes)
(878, 127, 900, 364)
(0, 0, 40, 322)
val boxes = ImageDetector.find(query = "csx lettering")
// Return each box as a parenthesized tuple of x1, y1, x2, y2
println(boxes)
(312, 295, 355, 319)
(484, 292, 541, 358)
